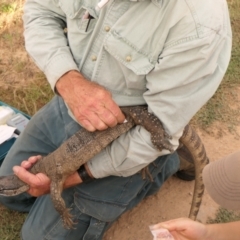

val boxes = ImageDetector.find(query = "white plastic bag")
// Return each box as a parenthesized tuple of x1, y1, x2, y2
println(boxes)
(150, 227, 175, 240)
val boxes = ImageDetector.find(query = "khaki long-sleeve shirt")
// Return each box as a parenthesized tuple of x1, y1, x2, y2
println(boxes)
(23, 0, 232, 178)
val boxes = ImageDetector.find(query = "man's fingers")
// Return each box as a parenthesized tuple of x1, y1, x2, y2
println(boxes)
(13, 166, 35, 185)
(21, 160, 32, 169)
(97, 108, 118, 128)
(81, 104, 124, 130)
(77, 110, 109, 131)
(21, 155, 42, 169)
(89, 105, 120, 129)
(13, 165, 51, 197)
(80, 119, 96, 132)
(104, 102, 125, 124)
(28, 155, 42, 164)
(13, 166, 50, 187)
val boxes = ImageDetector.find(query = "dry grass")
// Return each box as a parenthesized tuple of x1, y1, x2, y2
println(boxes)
(0, 0, 54, 116)
(207, 208, 240, 224)
(0, 1, 54, 239)
(0, 0, 240, 239)
(191, 0, 240, 133)
(0, 205, 26, 240)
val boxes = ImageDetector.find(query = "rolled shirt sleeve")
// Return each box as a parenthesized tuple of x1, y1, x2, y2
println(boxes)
(87, 126, 182, 178)
(23, 0, 79, 90)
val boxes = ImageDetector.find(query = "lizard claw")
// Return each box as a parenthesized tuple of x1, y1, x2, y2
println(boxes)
(62, 208, 75, 229)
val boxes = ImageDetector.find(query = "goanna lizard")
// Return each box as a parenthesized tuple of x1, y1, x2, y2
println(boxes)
(0, 106, 208, 229)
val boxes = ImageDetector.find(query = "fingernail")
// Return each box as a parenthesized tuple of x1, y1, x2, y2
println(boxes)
(13, 166, 19, 174)
(123, 119, 128, 123)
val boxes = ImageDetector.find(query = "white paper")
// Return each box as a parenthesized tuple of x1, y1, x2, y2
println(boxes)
(0, 106, 15, 125)
(150, 228, 175, 240)
(0, 125, 16, 144)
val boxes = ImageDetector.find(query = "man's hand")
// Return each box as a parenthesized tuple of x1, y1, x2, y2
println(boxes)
(13, 156, 51, 197)
(13, 155, 83, 197)
(56, 70, 125, 132)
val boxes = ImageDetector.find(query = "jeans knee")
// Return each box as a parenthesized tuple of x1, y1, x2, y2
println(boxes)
(0, 195, 19, 212)
(0, 195, 8, 206)
(0, 194, 35, 212)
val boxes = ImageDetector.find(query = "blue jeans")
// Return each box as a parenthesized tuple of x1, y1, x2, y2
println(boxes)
(0, 96, 179, 240)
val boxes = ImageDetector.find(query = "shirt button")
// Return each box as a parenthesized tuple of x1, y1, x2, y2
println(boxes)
(104, 26, 110, 32)
(126, 56, 132, 62)
(91, 55, 97, 61)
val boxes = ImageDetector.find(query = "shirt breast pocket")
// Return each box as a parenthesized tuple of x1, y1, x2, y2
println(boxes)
(58, 0, 98, 64)
(58, 0, 97, 33)
(102, 31, 155, 91)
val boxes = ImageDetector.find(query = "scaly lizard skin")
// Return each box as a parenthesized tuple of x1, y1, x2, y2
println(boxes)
(0, 106, 209, 229)
(0, 106, 175, 228)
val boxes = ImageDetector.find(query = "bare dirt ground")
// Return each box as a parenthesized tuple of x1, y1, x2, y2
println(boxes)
(103, 123, 240, 240)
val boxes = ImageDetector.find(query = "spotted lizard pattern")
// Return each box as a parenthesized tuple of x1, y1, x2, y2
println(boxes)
(0, 106, 208, 228)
